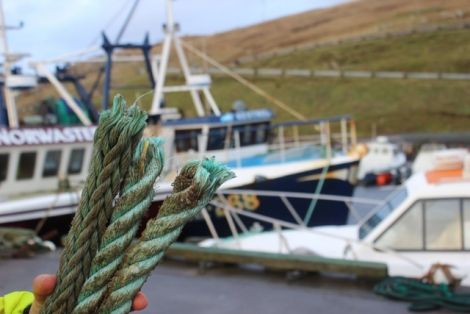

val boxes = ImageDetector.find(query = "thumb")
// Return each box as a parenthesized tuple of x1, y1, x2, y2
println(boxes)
(29, 274, 57, 314)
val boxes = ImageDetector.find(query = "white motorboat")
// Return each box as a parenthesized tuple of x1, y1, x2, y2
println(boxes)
(201, 149, 470, 286)
(412, 143, 448, 174)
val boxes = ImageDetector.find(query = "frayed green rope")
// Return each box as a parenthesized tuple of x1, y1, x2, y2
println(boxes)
(97, 159, 234, 314)
(41, 96, 147, 314)
(72, 138, 164, 314)
(41, 95, 234, 314)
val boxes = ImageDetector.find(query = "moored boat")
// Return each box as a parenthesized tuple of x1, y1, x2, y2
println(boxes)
(0, 0, 361, 242)
(357, 136, 409, 186)
(201, 148, 470, 286)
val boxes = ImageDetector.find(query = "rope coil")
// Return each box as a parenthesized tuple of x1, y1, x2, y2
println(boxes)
(374, 276, 470, 312)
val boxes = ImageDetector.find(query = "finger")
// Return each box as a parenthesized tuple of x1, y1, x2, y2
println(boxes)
(131, 292, 148, 311)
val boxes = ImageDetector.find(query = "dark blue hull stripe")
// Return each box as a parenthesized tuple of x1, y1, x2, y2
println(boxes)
(2, 160, 358, 241)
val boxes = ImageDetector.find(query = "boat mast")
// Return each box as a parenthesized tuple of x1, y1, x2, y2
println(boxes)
(150, 0, 221, 117)
(0, 0, 18, 128)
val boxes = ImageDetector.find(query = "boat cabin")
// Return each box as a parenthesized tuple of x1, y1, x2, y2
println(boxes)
(0, 126, 95, 197)
(357, 136, 407, 181)
(360, 149, 470, 251)
(159, 109, 273, 169)
(360, 179, 470, 252)
(0, 109, 273, 198)
(352, 151, 470, 283)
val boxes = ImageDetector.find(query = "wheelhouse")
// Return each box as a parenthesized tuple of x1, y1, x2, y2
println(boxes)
(159, 109, 273, 168)
(360, 170, 470, 252)
(0, 126, 95, 197)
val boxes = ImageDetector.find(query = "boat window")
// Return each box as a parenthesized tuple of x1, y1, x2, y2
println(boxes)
(207, 127, 227, 151)
(0, 154, 8, 182)
(232, 123, 269, 147)
(255, 123, 269, 144)
(68, 148, 85, 175)
(424, 199, 461, 250)
(43, 150, 62, 177)
(242, 124, 251, 145)
(17, 152, 37, 180)
(462, 200, 470, 250)
(375, 201, 423, 250)
(359, 186, 408, 239)
(232, 125, 251, 147)
(174, 129, 202, 152)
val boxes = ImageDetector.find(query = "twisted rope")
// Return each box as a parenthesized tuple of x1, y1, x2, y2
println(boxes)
(72, 138, 164, 314)
(54, 100, 122, 281)
(97, 159, 234, 314)
(41, 96, 147, 314)
(41, 98, 123, 314)
(41, 94, 234, 314)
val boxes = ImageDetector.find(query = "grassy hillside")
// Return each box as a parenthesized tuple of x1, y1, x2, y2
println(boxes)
(247, 28, 470, 72)
(207, 78, 470, 135)
(16, 0, 470, 136)
(182, 0, 470, 64)
(99, 74, 470, 136)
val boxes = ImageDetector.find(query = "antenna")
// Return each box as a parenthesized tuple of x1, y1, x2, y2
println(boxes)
(115, 0, 141, 44)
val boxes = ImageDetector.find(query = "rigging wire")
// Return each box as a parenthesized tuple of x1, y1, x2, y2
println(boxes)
(115, 0, 142, 44)
(87, 0, 132, 46)
(75, 0, 143, 93)
(180, 39, 307, 121)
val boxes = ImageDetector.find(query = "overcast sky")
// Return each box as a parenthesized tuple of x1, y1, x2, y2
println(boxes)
(3, 0, 348, 61)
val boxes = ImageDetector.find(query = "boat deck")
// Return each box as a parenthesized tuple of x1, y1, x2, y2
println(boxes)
(0, 250, 454, 314)
(225, 145, 325, 168)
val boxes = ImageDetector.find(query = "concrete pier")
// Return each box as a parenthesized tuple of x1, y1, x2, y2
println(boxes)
(0, 250, 446, 314)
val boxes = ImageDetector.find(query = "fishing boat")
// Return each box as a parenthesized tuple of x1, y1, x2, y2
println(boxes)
(357, 136, 409, 186)
(0, 0, 360, 241)
(201, 149, 470, 286)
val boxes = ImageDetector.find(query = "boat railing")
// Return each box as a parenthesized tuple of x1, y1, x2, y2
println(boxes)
(205, 188, 424, 269)
(271, 115, 357, 155)
(164, 115, 357, 172)
(267, 133, 350, 151)
(223, 188, 380, 225)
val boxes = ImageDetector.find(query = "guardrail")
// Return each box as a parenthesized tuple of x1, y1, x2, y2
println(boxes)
(165, 66, 470, 81)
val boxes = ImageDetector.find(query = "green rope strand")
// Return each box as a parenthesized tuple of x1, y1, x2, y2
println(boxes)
(60, 104, 146, 314)
(41, 97, 125, 314)
(61, 105, 146, 313)
(71, 138, 164, 314)
(57, 100, 121, 264)
(97, 159, 234, 314)
(41, 96, 147, 313)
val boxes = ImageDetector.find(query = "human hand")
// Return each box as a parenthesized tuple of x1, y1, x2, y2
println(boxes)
(29, 274, 148, 314)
